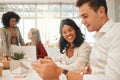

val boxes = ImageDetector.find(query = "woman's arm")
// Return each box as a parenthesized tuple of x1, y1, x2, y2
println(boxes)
(37, 41, 48, 59)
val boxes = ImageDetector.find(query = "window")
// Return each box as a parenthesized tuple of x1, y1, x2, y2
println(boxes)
(0, 4, 95, 46)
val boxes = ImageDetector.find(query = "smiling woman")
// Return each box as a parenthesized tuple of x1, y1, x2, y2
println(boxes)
(52, 18, 91, 71)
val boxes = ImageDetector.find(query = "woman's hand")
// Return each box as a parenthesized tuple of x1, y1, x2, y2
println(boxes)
(44, 56, 52, 60)
(76, 64, 92, 75)
(0, 57, 10, 69)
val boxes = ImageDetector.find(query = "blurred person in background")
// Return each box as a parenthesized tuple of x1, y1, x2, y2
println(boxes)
(26, 28, 48, 59)
(2, 11, 25, 56)
(0, 11, 25, 69)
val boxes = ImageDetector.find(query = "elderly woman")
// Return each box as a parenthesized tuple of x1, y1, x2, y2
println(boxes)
(26, 28, 48, 59)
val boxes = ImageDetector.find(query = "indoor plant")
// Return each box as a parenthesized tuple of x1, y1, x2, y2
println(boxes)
(12, 52, 25, 60)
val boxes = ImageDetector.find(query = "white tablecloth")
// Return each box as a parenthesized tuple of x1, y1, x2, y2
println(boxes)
(0, 69, 42, 80)
(0, 60, 42, 80)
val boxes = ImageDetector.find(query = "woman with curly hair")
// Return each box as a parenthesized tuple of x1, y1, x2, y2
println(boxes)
(1, 11, 25, 56)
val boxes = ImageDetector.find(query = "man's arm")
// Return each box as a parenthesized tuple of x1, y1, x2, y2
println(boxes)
(67, 71, 83, 80)
(32, 59, 83, 80)
(32, 59, 62, 80)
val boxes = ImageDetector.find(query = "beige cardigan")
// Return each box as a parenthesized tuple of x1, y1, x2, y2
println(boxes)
(0, 27, 25, 56)
(53, 41, 91, 71)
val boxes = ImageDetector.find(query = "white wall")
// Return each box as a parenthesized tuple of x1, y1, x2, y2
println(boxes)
(115, 0, 120, 22)
(106, 0, 116, 21)
(0, 0, 76, 4)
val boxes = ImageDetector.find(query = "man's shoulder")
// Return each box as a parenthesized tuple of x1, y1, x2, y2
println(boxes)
(112, 22, 120, 30)
(107, 22, 120, 39)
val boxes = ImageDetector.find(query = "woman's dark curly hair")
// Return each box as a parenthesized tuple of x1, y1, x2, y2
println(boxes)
(2, 11, 20, 28)
(59, 18, 84, 54)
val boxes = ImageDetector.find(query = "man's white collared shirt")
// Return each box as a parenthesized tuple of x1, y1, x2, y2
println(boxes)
(84, 20, 120, 80)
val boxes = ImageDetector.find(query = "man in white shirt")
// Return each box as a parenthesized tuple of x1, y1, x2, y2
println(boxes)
(32, 0, 120, 80)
